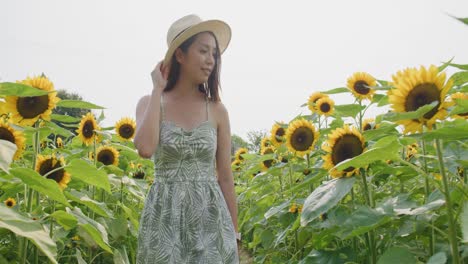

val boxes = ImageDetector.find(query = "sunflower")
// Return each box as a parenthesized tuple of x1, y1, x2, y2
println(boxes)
(260, 146, 275, 171)
(129, 162, 135, 169)
(289, 203, 297, 213)
(35, 154, 71, 190)
(0, 119, 25, 160)
(388, 65, 452, 134)
(231, 159, 242, 172)
(4, 198, 16, 208)
(270, 122, 286, 148)
(285, 119, 319, 157)
(297, 204, 303, 213)
(234, 148, 248, 161)
(347, 72, 376, 100)
(315, 97, 335, 116)
(322, 125, 366, 178)
(56, 137, 63, 148)
(115, 117, 136, 141)
(76, 112, 101, 146)
(133, 169, 145, 179)
(260, 137, 272, 154)
(362, 118, 376, 131)
(94, 145, 120, 166)
(308, 92, 329, 113)
(406, 143, 418, 160)
(450, 92, 468, 119)
(4, 75, 60, 126)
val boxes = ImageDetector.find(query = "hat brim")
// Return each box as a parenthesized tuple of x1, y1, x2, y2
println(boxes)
(163, 19, 231, 68)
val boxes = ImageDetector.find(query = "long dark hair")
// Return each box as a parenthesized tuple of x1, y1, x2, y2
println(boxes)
(164, 31, 222, 102)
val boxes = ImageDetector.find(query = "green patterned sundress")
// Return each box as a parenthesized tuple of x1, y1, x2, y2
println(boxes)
(136, 94, 239, 264)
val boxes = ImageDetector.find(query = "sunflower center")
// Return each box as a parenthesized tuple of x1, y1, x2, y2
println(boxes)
(291, 127, 314, 151)
(6, 201, 13, 207)
(354, 81, 371, 95)
(98, 150, 115, 165)
(119, 124, 135, 139)
(276, 128, 285, 137)
(404, 83, 440, 119)
(320, 103, 331, 113)
(0, 128, 15, 143)
(82, 121, 95, 138)
(133, 170, 145, 179)
(16, 95, 50, 118)
(331, 134, 364, 172)
(363, 123, 372, 131)
(39, 159, 65, 183)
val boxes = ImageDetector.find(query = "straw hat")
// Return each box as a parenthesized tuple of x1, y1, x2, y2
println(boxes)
(163, 14, 231, 67)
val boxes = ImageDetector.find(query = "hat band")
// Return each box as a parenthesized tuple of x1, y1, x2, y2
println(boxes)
(170, 26, 191, 45)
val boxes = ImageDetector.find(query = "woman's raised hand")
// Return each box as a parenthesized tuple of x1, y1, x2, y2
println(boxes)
(151, 61, 168, 93)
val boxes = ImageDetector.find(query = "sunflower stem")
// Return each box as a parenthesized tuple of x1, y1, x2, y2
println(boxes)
(49, 200, 55, 238)
(421, 139, 435, 256)
(277, 174, 284, 199)
(360, 170, 376, 264)
(435, 136, 460, 263)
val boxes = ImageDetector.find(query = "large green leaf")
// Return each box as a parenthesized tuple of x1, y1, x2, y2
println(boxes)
(0, 140, 17, 173)
(0, 82, 51, 96)
(57, 99, 105, 109)
(299, 248, 355, 264)
(66, 159, 111, 193)
(49, 210, 78, 230)
(51, 114, 81, 123)
(9, 168, 71, 207)
(0, 204, 58, 264)
(264, 200, 292, 219)
(114, 246, 131, 264)
(449, 71, 468, 86)
(66, 207, 113, 254)
(334, 104, 366, 118)
(323, 87, 349, 94)
(300, 177, 356, 226)
(420, 120, 468, 141)
(377, 247, 416, 264)
(462, 202, 468, 243)
(65, 190, 114, 218)
(381, 101, 438, 122)
(335, 135, 400, 171)
(450, 98, 468, 116)
(427, 252, 447, 264)
(339, 206, 392, 239)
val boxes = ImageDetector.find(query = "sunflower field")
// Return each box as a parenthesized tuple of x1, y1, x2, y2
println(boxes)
(0, 62, 468, 264)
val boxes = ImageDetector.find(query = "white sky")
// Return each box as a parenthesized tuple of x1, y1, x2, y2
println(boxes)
(1, 0, 467, 140)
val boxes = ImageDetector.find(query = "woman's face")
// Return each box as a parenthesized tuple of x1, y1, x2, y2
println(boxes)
(177, 32, 217, 84)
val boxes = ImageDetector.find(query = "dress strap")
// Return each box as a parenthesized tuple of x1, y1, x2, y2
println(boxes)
(160, 93, 165, 122)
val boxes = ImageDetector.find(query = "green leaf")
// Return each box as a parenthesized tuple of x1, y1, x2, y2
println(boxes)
(323, 87, 349, 94)
(438, 57, 454, 72)
(420, 121, 468, 141)
(427, 252, 447, 264)
(334, 104, 366, 118)
(0, 82, 51, 96)
(51, 114, 81, 123)
(378, 247, 416, 264)
(0, 140, 17, 173)
(49, 210, 77, 230)
(118, 202, 139, 230)
(65, 190, 114, 218)
(299, 248, 355, 264)
(264, 200, 292, 219)
(9, 168, 71, 207)
(57, 99, 105, 109)
(446, 63, 468, 71)
(450, 98, 468, 116)
(66, 207, 113, 254)
(114, 246, 131, 264)
(381, 101, 438, 122)
(449, 71, 468, 86)
(300, 177, 356, 226)
(0, 204, 58, 263)
(66, 159, 111, 193)
(340, 206, 392, 239)
(335, 135, 400, 171)
(44, 120, 74, 137)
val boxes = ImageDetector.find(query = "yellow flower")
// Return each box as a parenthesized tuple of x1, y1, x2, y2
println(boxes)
(76, 112, 101, 146)
(94, 145, 120, 166)
(362, 118, 377, 131)
(4, 75, 61, 126)
(0, 119, 26, 160)
(297, 204, 303, 213)
(129, 162, 135, 169)
(35, 154, 71, 190)
(388, 65, 452, 134)
(133, 169, 145, 179)
(115, 117, 136, 141)
(56, 137, 63, 148)
(406, 143, 418, 160)
(270, 122, 286, 148)
(231, 159, 242, 172)
(285, 119, 319, 157)
(347, 72, 376, 100)
(71, 235, 80, 241)
(449, 92, 468, 119)
(234, 148, 248, 161)
(260, 137, 272, 154)
(289, 203, 297, 213)
(433, 173, 442, 181)
(4, 198, 16, 208)
(322, 125, 366, 178)
(315, 97, 335, 116)
(308, 92, 329, 113)
(260, 146, 275, 171)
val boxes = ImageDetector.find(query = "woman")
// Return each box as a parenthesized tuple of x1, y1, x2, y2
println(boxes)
(134, 14, 240, 263)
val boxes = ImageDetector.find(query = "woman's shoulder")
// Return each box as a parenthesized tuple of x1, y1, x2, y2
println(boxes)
(209, 100, 229, 117)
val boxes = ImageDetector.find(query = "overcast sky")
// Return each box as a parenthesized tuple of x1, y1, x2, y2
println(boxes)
(1, 0, 467, 140)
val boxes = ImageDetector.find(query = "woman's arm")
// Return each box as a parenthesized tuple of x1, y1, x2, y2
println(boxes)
(133, 62, 167, 159)
(214, 102, 239, 234)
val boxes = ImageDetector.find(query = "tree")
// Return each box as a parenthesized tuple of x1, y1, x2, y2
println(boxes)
(246, 129, 268, 153)
(231, 134, 249, 156)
